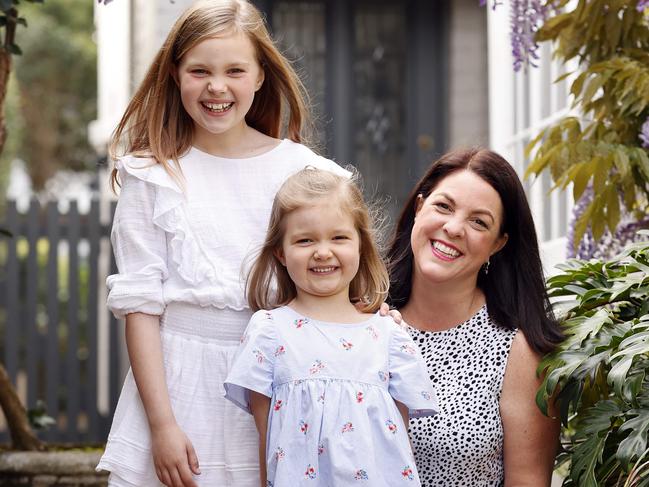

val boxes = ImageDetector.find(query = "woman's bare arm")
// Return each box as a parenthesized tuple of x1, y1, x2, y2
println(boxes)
(501, 331, 559, 487)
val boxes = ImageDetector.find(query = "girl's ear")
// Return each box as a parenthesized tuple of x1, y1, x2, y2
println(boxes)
(255, 67, 265, 92)
(273, 247, 286, 266)
(171, 65, 180, 86)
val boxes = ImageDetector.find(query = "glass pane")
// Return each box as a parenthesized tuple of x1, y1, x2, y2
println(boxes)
(353, 3, 407, 210)
(272, 2, 327, 149)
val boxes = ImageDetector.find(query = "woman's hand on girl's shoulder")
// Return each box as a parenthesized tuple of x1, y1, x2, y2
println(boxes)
(151, 421, 200, 487)
(501, 331, 559, 487)
(378, 302, 402, 324)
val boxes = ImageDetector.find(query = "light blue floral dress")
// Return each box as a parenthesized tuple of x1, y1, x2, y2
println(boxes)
(224, 306, 438, 486)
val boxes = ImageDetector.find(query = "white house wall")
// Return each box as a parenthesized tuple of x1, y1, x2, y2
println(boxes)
(487, 3, 575, 275)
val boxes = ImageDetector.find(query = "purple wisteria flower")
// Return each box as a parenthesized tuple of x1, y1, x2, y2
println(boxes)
(509, 0, 549, 71)
(480, 0, 550, 72)
(640, 117, 649, 149)
(637, 0, 649, 13)
(568, 186, 649, 260)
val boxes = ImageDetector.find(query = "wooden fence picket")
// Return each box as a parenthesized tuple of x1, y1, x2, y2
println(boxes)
(0, 199, 117, 444)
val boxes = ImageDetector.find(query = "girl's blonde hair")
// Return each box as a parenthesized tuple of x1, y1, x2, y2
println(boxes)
(247, 168, 389, 313)
(110, 0, 311, 190)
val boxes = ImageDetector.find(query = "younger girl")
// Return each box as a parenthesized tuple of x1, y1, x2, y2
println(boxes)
(97, 1, 347, 486)
(224, 168, 438, 486)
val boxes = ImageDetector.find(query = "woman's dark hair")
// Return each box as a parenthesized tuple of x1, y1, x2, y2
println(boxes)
(387, 147, 563, 354)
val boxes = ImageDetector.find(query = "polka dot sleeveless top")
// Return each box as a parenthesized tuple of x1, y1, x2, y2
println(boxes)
(406, 305, 516, 486)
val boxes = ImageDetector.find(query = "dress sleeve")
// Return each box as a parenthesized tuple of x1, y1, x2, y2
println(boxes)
(224, 310, 277, 414)
(308, 153, 352, 178)
(388, 321, 439, 418)
(106, 162, 168, 319)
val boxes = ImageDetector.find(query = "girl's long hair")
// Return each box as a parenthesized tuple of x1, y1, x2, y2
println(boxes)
(110, 0, 312, 190)
(387, 148, 563, 354)
(247, 168, 389, 314)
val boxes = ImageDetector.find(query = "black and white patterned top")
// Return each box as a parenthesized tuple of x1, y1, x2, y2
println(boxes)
(406, 305, 517, 487)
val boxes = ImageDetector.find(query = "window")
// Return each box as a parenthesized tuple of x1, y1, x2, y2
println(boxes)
(487, 5, 577, 269)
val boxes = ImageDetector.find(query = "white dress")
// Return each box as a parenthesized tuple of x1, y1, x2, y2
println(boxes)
(224, 307, 438, 487)
(96, 140, 348, 487)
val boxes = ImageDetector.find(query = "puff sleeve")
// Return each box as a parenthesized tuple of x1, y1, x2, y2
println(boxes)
(388, 322, 439, 418)
(224, 310, 277, 414)
(106, 163, 168, 319)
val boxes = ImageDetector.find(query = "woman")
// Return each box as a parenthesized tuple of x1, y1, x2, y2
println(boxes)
(387, 148, 563, 486)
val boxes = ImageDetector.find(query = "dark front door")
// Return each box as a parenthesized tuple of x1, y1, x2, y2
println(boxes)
(256, 0, 448, 218)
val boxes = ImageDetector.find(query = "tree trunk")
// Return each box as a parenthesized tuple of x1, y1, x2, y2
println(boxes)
(0, 8, 42, 451)
(0, 364, 43, 450)
(0, 9, 14, 155)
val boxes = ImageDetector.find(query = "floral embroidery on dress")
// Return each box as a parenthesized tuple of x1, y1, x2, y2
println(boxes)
(378, 370, 388, 382)
(385, 419, 397, 434)
(365, 325, 379, 340)
(273, 399, 283, 411)
(253, 349, 266, 364)
(318, 393, 326, 403)
(356, 391, 364, 403)
(274, 447, 285, 461)
(354, 469, 369, 480)
(309, 359, 325, 375)
(401, 466, 414, 480)
(318, 443, 325, 455)
(294, 318, 309, 329)
(421, 391, 432, 400)
(274, 345, 286, 356)
(340, 338, 354, 350)
(239, 332, 248, 344)
(299, 420, 309, 435)
(264, 311, 273, 320)
(304, 464, 316, 479)
(341, 422, 354, 433)
(400, 344, 417, 355)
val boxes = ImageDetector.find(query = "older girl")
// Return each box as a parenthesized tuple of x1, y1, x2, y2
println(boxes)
(97, 1, 346, 486)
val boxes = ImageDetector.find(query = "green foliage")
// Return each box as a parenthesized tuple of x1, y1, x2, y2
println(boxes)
(0, 0, 43, 55)
(8, 0, 97, 190)
(537, 231, 649, 485)
(27, 399, 55, 430)
(525, 1, 649, 248)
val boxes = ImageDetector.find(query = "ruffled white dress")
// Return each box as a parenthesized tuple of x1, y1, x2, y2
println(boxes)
(96, 141, 348, 487)
(224, 307, 439, 487)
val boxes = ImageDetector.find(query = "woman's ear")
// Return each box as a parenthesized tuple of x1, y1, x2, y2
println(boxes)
(414, 194, 424, 216)
(491, 233, 509, 256)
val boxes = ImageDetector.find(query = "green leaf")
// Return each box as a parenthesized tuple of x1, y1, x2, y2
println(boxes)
(591, 156, 610, 197)
(581, 76, 606, 107)
(605, 185, 620, 236)
(573, 202, 594, 252)
(617, 409, 649, 469)
(570, 71, 588, 99)
(6, 43, 22, 56)
(607, 355, 633, 398)
(613, 149, 630, 179)
(573, 161, 594, 201)
(570, 430, 609, 486)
